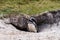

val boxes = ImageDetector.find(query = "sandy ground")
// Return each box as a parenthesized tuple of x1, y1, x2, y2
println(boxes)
(0, 19, 60, 40)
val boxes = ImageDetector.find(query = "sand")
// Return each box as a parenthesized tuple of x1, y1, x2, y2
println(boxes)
(0, 18, 60, 40)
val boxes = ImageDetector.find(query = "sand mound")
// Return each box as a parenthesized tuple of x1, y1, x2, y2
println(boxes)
(0, 18, 60, 40)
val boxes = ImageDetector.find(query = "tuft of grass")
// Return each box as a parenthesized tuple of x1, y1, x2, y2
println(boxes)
(20, 0, 60, 15)
(0, 0, 60, 15)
